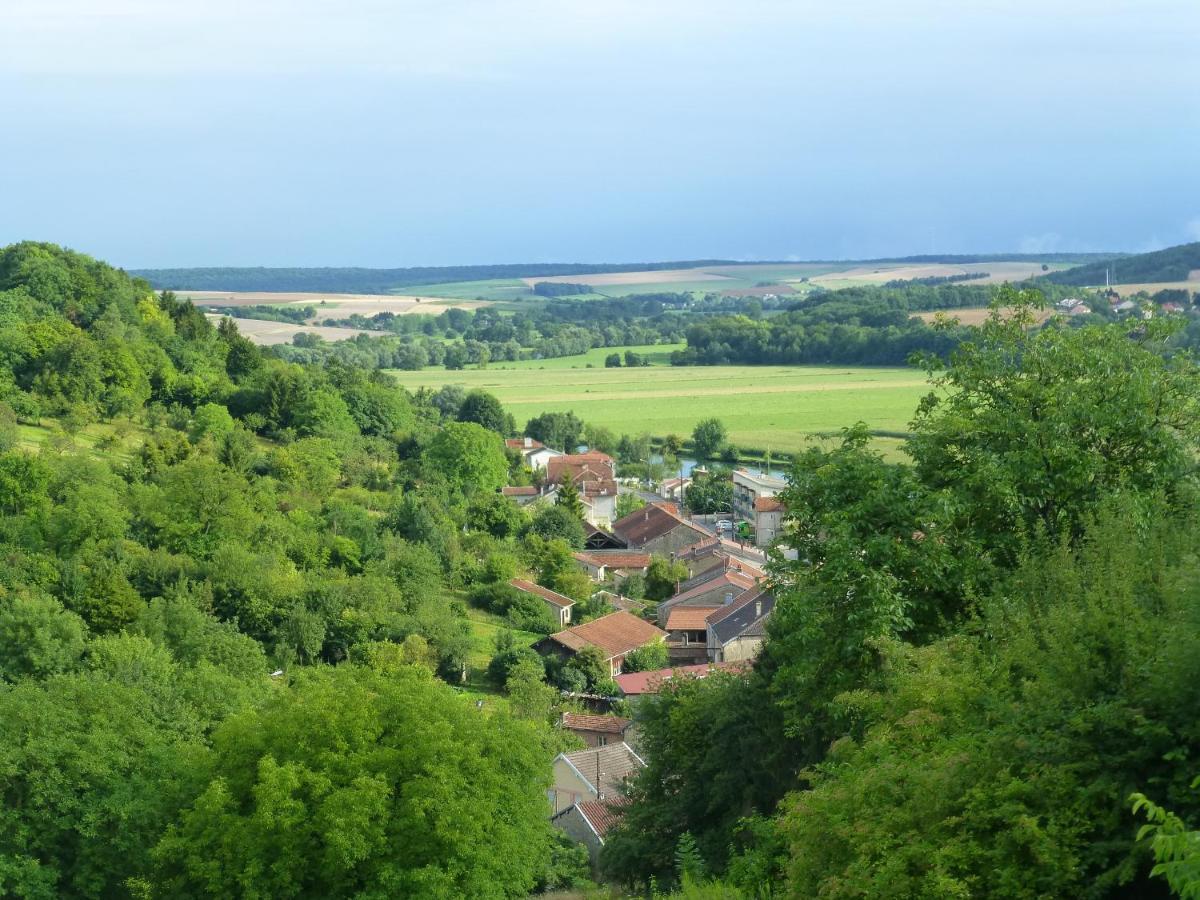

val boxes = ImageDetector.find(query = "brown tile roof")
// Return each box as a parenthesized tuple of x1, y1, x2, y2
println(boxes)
(563, 742, 644, 797)
(547, 455, 618, 497)
(562, 712, 632, 734)
(613, 660, 750, 695)
(547, 611, 666, 659)
(613, 503, 708, 548)
(754, 496, 783, 512)
(576, 798, 629, 838)
(510, 578, 575, 609)
(666, 606, 721, 631)
(505, 438, 545, 450)
(501, 485, 538, 496)
(668, 570, 756, 606)
(573, 551, 652, 570)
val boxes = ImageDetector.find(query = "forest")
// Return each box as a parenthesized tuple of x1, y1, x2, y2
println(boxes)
(1043, 241, 1200, 286)
(1, 241, 1198, 899)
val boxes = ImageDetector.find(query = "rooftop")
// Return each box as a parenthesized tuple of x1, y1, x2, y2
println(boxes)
(573, 551, 653, 570)
(613, 502, 708, 548)
(754, 496, 783, 513)
(709, 588, 775, 644)
(546, 611, 666, 659)
(562, 712, 632, 734)
(666, 606, 721, 631)
(733, 469, 786, 491)
(510, 578, 575, 609)
(575, 798, 629, 838)
(613, 660, 750, 695)
(562, 742, 644, 798)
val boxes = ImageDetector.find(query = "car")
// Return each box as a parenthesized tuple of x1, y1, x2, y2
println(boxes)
(715, 519, 732, 531)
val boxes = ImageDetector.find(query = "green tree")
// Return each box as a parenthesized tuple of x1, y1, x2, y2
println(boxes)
(0, 592, 87, 682)
(556, 474, 585, 519)
(616, 491, 646, 519)
(153, 665, 554, 898)
(422, 421, 508, 495)
(645, 557, 688, 602)
(691, 418, 727, 459)
(623, 639, 667, 673)
(457, 389, 511, 434)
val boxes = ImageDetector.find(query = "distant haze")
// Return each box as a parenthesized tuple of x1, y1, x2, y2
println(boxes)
(1, 0, 1197, 267)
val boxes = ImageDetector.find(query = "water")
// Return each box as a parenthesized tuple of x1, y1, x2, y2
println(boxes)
(651, 455, 787, 480)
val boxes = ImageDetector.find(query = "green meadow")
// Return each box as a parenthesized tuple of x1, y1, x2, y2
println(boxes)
(388, 358, 930, 455)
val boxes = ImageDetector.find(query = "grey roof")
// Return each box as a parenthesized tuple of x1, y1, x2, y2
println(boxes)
(709, 589, 775, 645)
(563, 742, 644, 798)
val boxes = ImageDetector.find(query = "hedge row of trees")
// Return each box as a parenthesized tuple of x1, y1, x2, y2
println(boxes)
(602, 291, 1200, 898)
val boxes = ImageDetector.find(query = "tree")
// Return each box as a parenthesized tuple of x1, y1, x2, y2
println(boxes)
(909, 285, 1200, 562)
(622, 639, 667, 673)
(525, 411, 584, 452)
(422, 421, 508, 495)
(605, 353, 622, 368)
(0, 592, 87, 682)
(663, 434, 684, 457)
(526, 505, 586, 549)
(645, 557, 689, 602)
(684, 468, 732, 515)
(153, 665, 554, 898)
(457, 389, 511, 435)
(556, 474, 585, 519)
(691, 419, 727, 459)
(616, 492, 646, 519)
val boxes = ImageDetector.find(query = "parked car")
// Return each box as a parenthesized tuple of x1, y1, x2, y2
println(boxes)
(715, 519, 732, 531)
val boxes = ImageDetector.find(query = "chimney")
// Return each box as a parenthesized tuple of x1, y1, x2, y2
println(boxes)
(754, 600, 762, 618)
(724, 592, 734, 606)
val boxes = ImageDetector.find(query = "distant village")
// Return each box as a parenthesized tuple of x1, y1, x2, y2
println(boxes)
(498, 437, 786, 864)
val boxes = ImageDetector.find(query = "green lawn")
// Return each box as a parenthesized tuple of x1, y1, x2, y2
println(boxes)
(388, 361, 931, 454)
(464, 606, 542, 673)
(428, 343, 685, 372)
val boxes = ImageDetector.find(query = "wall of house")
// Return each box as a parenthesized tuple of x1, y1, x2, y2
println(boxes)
(714, 633, 764, 663)
(569, 728, 624, 748)
(642, 527, 707, 557)
(551, 806, 603, 868)
(754, 510, 782, 547)
(541, 599, 571, 626)
(551, 759, 597, 815)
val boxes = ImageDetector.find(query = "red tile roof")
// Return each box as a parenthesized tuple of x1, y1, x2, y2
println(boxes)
(754, 496, 783, 512)
(562, 712, 632, 734)
(501, 485, 538, 496)
(505, 438, 545, 450)
(613, 660, 750, 695)
(510, 578, 575, 609)
(666, 606, 721, 631)
(547, 611, 666, 659)
(547, 455, 618, 497)
(577, 798, 629, 838)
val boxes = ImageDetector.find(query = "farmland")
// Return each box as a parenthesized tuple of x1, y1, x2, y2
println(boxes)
(387, 359, 930, 455)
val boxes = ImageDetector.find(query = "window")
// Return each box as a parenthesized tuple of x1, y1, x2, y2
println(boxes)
(598, 735, 608, 746)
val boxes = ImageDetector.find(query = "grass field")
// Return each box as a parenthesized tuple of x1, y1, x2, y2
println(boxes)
(460, 343, 685, 370)
(388, 361, 930, 454)
(464, 606, 541, 673)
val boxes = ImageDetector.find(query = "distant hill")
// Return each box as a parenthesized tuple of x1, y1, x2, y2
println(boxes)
(131, 261, 740, 294)
(1043, 242, 1200, 286)
(132, 253, 1114, 294)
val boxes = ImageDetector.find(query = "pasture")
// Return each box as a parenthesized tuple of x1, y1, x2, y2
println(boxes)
(387, 360, 931, 455)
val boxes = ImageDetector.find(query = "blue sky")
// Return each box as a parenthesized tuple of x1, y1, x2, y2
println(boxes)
(1, 1, 1197, 267)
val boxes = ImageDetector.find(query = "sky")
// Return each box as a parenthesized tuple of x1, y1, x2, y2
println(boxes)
(1, 0, 1198, 268)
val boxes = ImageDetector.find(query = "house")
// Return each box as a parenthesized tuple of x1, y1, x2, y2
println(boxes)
(501, 485, 540, 506)
(660, 476, 691, 501)
(536, 611, 667, 676)
(664, 605, 720, 664)
(572, 550, 652, 584)
(551, 798, 629, 870)
(549, 742, 644, 815)
(732, 469, 785, 524)
(707, 587, 775, 663)
(547, 452, 620, 528)
(612, 502, 709, 555)
(561, 712, 633, 748)
(506, 437, 562, 471)
(613, 660, 749, 699)
(672, 537, 767, 579)
(510, 578, 575, 627)
(582, 523, 627, 551)
(655, 564, 760, 628)
(752, 495, 784, 547)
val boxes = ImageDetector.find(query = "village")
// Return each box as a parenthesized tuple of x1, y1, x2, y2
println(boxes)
(496, 437, 786, 866)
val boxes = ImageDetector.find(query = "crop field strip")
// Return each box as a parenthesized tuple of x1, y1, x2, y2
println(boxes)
(388, 361, 931, 455)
